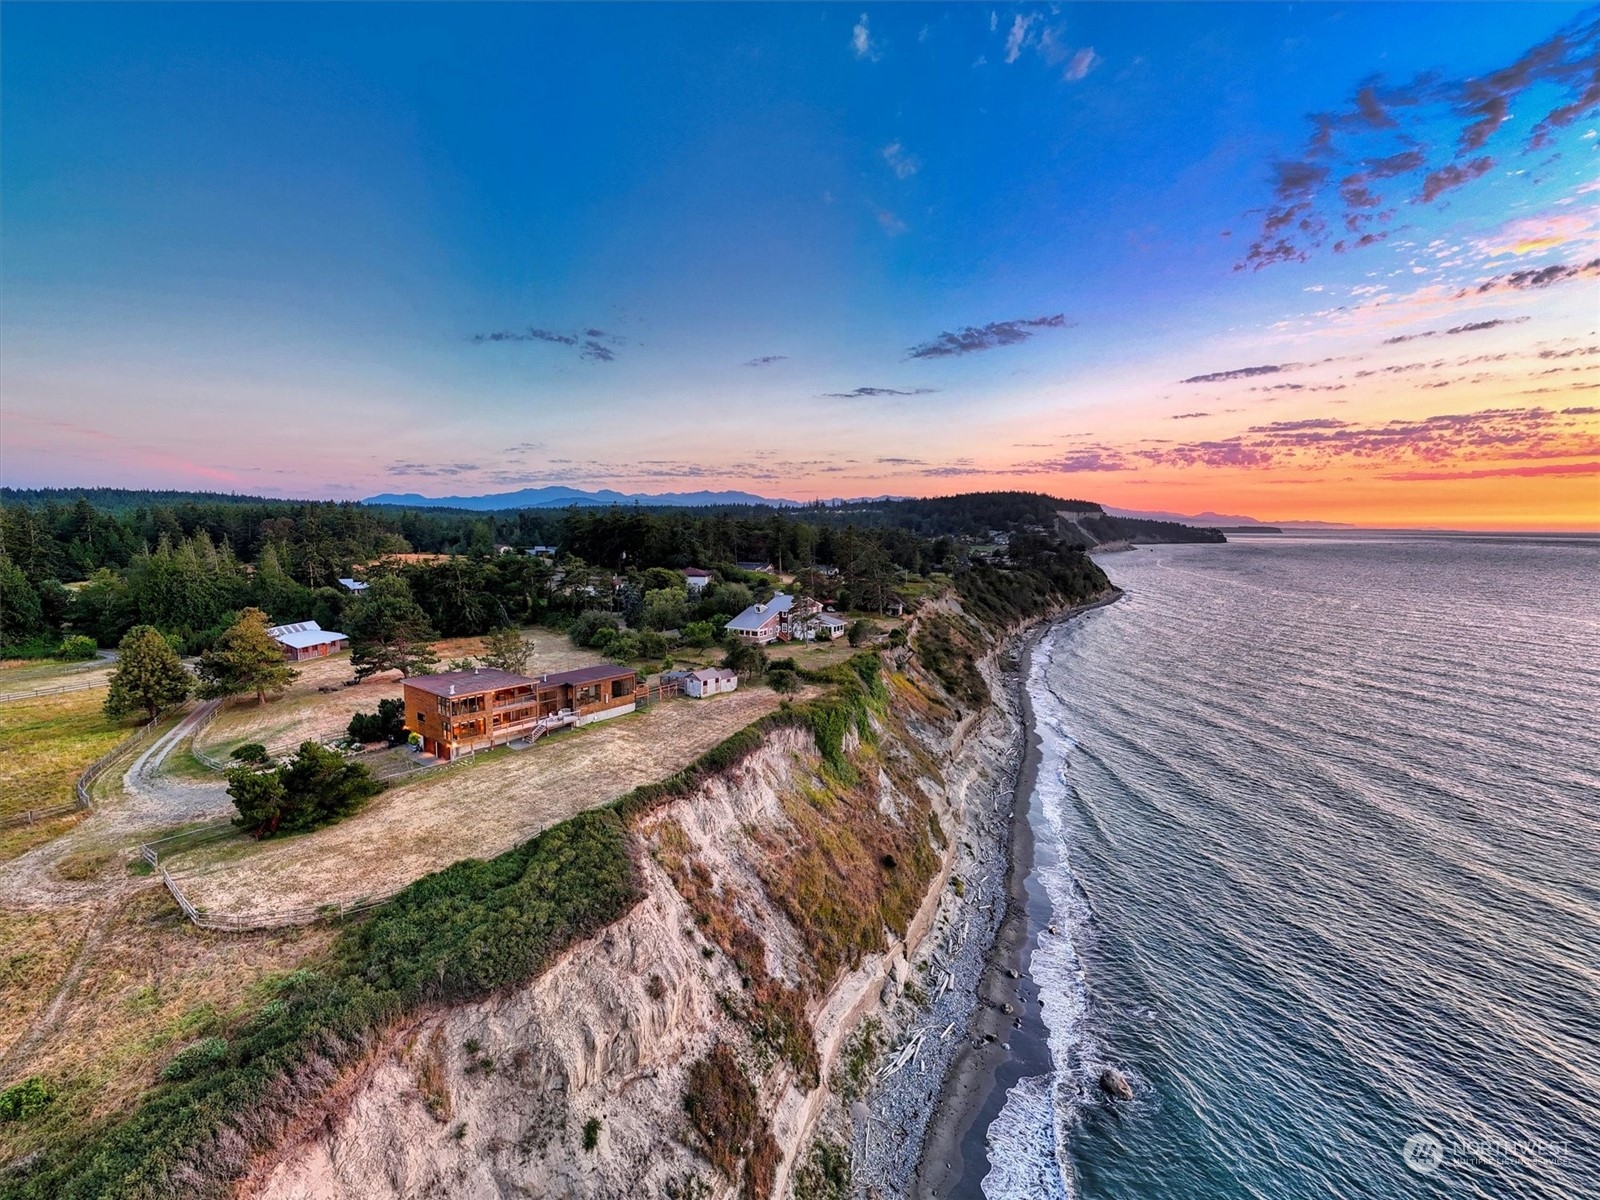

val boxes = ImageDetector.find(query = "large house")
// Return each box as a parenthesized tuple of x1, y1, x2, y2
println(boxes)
(723, 593, 838, 644)
(725, 593, 794, 644)
(266, 620, 349, 661)
(402, 664, 638, 760)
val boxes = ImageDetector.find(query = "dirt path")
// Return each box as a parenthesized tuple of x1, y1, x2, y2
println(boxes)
(0, 701, 231, 913)
(0, 897, 114, 1082)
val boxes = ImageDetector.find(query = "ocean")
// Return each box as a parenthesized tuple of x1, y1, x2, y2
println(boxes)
(982, 533, 1600, 1199)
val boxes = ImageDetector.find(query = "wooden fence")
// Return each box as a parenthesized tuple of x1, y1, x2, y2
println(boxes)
(0, 715, 160, 831)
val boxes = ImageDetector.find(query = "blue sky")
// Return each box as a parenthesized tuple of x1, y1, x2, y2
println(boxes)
(4, 3, 1598, 527)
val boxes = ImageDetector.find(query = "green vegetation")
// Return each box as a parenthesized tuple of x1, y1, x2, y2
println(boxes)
(0, 1079, 53, 1124)
(830, 1016, 882, 1103)
(227, 742, 384, 837)
(2, 809, 636, 1199)
(103, 626, 190, 721)
(195, 608, 297, 704)
(581, 1115, 601, 1151)
(157, 1038, 228, 1083)
(346, 576, 438, 680)
(346, 698, 405, 745)
(54, 636, 99, 662)
(793, 1137, 851, 1200)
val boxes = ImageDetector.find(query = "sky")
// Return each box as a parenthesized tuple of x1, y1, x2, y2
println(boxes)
(3, 2, 1598, 530)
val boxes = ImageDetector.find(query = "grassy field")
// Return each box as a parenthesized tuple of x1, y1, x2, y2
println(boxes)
(0, 658, 112, 697)
(169, 684, 796, 921)
(0, 889, 334, 1167)
(0, 691, 131, 823)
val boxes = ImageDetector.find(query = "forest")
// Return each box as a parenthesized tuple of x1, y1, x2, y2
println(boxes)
(0, 490, 1124, 657)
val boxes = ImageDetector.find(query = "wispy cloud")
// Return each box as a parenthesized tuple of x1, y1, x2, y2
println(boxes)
(1237, 10, 1600, 269)
(882, 141, 920, 179)
(1063, 47, 1100, 82)
(875, 207, 908, 236)
(1382, 316, 1530, 345)
(852, 13, 880, 61)
(822, 386, 940, 398)
(1181, 363, 1299, 384)
(743, 354, 788, 368)
(908, 313, 1073, 358)
(471, 325, 621, 362)
(1004, 14, 1035, 63)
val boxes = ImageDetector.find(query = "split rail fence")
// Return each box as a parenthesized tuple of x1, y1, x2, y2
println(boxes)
(0, 716, 161, 831)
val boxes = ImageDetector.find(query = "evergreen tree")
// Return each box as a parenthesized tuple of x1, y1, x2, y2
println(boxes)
(197, 607, 298, 704)
(105, 625, 192, 720)
(480, 626, 532, 674)
(346, 575, 439, 679)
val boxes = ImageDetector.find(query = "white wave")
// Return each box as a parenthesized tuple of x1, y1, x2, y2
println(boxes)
(980, 1074, 1073, 1200)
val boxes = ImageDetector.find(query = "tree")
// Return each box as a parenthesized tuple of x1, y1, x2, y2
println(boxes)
(104, 625, 191, 720)
(225, 765, 288, 836)
(722, 640, 768, 679)
(346, 576, 438, 680)
(55, 635, 99, 661)
(847, 619, 878, 647)
(196, 607, 297, 704)
(641, 588, 689, 632)
(228, 741, 383, 837)
(480, 626, 531, 674)
(348, 697, 406, 744)
(680, 620, 717, 649)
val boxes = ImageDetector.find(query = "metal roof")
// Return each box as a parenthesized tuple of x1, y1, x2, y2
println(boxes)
(683, 568, 714, 577)
(690, 668, 737, 682)
(724, 592, 793, 632)
(337, 578, 369, 592)
(273, 628, 348, 649)
(266, 620, 321, 638)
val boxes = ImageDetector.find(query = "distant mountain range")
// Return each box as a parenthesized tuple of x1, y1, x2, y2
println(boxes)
(361, 486, 804, 510)
(1105, 506, 1355, 529)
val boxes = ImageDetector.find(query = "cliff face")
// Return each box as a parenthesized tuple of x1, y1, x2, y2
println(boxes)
(251, 634, 1022, 1200)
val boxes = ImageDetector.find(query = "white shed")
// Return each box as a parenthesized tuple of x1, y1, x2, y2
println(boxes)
(685, 667, 739, 698)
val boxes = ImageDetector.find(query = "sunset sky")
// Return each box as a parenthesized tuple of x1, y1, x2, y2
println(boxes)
(3, 2, 1598, 529)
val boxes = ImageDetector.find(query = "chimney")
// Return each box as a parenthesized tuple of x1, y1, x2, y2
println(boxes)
(449, 684, 456, 696)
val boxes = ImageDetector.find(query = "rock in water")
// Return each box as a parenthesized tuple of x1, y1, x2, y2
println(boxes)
(1099, 1068, 1134, 1101)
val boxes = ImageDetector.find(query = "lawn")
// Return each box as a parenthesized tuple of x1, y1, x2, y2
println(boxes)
(0, 889, 334, 1168)
(0, 690, 132, 822)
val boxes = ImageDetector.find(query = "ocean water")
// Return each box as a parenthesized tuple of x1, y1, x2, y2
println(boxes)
(983, 533, 1600, 1200)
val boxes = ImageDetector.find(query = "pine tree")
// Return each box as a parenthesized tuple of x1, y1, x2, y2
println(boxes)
(480, 626, 532, 674)
(105, 625, 192, 720)
(197, 607, 298, 704)
(346, 576, 439, 680)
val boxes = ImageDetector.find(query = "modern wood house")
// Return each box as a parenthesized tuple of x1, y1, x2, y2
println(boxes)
(265, 620, 350, 661)
(402, 664, 639, 760)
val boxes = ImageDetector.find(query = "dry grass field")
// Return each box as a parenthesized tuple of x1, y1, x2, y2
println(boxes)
(0, 658, 112, 695)
(0, 888, 333, 1165)
(170, 684, 796, 920)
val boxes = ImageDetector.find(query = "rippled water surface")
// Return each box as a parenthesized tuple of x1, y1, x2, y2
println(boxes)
(984, 533, 1600, 1200)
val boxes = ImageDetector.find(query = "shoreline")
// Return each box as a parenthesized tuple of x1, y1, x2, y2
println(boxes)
(913, 591, 1119, 1197)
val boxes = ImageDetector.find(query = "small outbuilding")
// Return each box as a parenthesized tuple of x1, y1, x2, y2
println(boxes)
(266, 620, 350, 661)
(684, 667, 738, 698)
(336, 577, 369, 594)
(684, 568, 714, 592)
